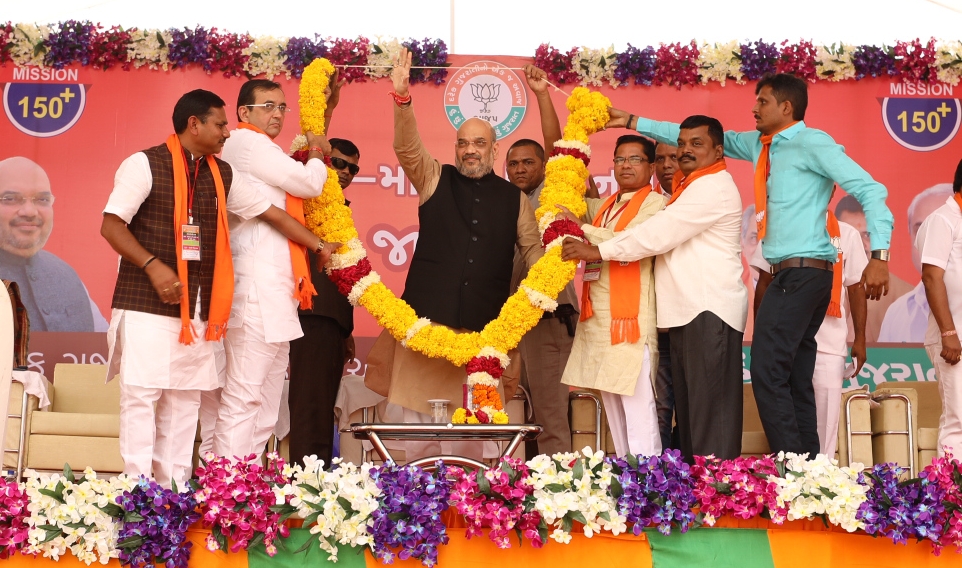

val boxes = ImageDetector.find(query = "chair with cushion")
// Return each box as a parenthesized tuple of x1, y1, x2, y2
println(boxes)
(870, 381, 941, 474)
(22, 364, 123, 476)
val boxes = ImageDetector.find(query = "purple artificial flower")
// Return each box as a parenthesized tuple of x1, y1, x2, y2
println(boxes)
(851, 45, 898, 80)
(856, 463, 946, 546)
(44, 20, 98, 69)
(614, 43, 657, 86)
(284, 36, 327, 78)
(113, 477, 200, 568)
(403, 38, 449, 86)
(608, 449, 696, 536)
(166, 26, 210, 70)
(368, 461, 451, 567)
(739, 40, 779, 81)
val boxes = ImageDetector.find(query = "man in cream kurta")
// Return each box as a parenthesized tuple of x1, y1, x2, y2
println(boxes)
(563, 116, 748, 462)
(560, 135, 665, 458)
(214, 79, 332, 459)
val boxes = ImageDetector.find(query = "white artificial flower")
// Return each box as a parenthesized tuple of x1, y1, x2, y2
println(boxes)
(814, 44, 857, 82)
(697, 41, 744, 86)
(572, 46, 619, 88)
(243, 36, 288, 80)
(127, 28, 173, 70)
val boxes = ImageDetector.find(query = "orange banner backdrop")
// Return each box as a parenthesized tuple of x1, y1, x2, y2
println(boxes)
(2, 57, 960, 372)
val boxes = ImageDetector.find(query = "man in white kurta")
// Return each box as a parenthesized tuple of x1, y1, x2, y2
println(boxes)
(563, 117, 748, 462)
(752, 218, 868, 456)
(916, 187, 962, 457)
(102, 91, 273, 488)
(213, 79, 330, 459)
(560, 135, 665, 458)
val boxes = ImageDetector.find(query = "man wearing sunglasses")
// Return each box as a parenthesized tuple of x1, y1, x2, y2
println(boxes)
(289, 137, 361, 468)
(209, 79, 337, 460)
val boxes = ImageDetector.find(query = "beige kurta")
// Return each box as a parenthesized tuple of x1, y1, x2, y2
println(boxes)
(363, 103, 542, 416)
(561, 191, 666, 397)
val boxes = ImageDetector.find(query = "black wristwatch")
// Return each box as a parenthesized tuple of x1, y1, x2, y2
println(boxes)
(870, 249, 890, 262)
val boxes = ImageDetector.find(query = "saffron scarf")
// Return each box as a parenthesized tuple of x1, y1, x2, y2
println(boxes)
(753, 121, 798, 240)
(826, 211, 843, 318)
(668, 160, 728, 206)
(236, 122, 316, 309)
(955, 191, 962, 214)
(165, 134, 233, 345)
(580, 185, 653, 344)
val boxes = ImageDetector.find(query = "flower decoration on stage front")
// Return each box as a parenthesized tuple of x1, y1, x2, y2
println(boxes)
(770, 452, 866, 532)
(857, 462, 946, 546)
(608, 449, 697, 536)
(449, 456, 544, 548)
(368, 461, 452, 567)
(192, 453, 293, 557)
(0, 476, 29, 559)
(525, 447, 627, 543)
(24, 465, 136, 565)
(273, 456, 381, 561)
(690, 454, 784, 526)
(920, 452, 962, 554)
(109, 477, 199, 568)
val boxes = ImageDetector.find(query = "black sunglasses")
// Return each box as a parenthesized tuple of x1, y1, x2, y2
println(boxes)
(330, 156, 360, 176)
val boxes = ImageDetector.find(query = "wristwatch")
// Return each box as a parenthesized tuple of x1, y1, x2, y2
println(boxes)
(870, 249, 890, 261)
(315, 238, 327, 253)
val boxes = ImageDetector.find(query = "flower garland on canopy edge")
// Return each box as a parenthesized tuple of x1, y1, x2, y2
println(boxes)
(5, 22, 962, 87)
(295, 58, 608, 424)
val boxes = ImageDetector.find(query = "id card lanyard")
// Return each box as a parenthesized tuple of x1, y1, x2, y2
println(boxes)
(181, 151, 203, 261)
(584, 195, 632, 281)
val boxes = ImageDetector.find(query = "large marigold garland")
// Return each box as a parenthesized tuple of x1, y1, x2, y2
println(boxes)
(297, 58, 608, 423)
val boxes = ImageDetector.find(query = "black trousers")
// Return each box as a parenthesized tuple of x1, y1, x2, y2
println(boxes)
(288, 315, 345, 468)
(750, 267, 833, 456)
(655, 332, 679, 451)
(669, 311, 744, 463)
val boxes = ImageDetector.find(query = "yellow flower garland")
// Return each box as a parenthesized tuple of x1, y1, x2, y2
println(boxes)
(297, 57, 610, 393)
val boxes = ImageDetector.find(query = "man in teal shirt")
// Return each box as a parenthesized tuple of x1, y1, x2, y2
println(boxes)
(606, 73, 893, 457)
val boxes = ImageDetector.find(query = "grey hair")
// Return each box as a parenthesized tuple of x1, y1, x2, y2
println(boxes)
(907, 183, 953, 232)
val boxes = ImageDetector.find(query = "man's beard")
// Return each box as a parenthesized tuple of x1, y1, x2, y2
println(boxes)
(456, 153, 494, 179)
(3, 220, 49, 256)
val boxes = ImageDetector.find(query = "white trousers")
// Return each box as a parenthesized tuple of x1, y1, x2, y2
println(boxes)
(927, 345, 962, 457)
(119, 383, 200, 488)
(600, 346, 661, 457)
(213, 293, 290, 460)
(813, 352, 845, 457)
(400, 407, 499, 462)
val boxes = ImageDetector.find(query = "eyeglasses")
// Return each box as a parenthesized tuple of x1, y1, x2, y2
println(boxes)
(613, 156, 649, 166)
(330, 156, 360, 176)
(0, 193, 55, 208)
(244, 102, 291, 114)
(456, 138, 489, 149)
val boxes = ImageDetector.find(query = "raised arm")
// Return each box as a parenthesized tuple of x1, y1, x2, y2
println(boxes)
(609, 108, 760, 163)
(524, 64, 562, 154)
(391, 47, 441, 204)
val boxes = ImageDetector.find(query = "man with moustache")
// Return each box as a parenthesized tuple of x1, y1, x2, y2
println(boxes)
(365, 48, 543, 461)
(561, 116, 747, 461)
(651, 142, 679, 450)
(101, 89, 328, 486)
(0, 157, 107, 332)
(558, 135, 665, 458)
(289, 137, 362, 467)
(213, 78, 336, 460)
(611, 74, 893, 457)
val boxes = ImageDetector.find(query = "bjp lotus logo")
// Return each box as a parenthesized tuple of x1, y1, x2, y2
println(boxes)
(470, 82, 500, 113)
(444, 61, 528, 140)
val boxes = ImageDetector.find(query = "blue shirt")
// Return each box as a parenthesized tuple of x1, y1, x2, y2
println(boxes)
(634, 118, 893, 264)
